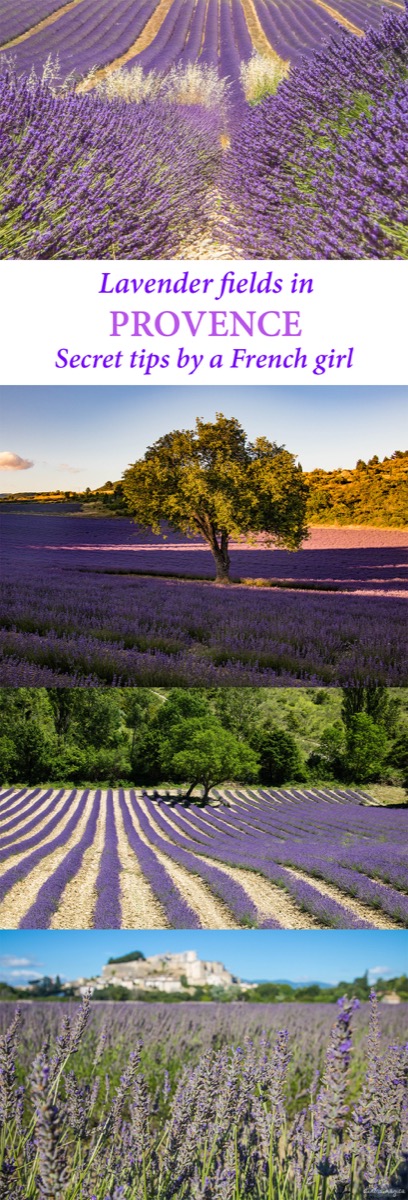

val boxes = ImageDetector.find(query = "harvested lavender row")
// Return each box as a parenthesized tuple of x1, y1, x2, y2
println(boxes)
(118, 788, 201, 928)
(93, 789, 121, 929)
(19, 791, 100, 928)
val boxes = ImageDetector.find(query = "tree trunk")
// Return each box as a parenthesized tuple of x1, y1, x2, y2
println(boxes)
(213, 533, 231, 585)
(192, 514, 232, 585)
(182, 781, 197, 805)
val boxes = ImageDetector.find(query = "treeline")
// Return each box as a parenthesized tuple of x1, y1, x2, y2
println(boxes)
(83, 450, 408, 527)
(4, 450, 406, 529)
(0, 687, 407, 792)
(305, 451, 408, 527)
(2, 971, 407, 1005)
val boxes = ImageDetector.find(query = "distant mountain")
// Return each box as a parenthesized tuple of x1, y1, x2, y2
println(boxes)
(251, 979, 333, 989)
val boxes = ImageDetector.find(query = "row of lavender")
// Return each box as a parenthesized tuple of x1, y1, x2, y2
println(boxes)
(141, 790, 408, 927)
(0, 786, 406, 929)
(1, 567, 406, 687)
(0, 994, 406, 1199)
(0, 0, 397, 82)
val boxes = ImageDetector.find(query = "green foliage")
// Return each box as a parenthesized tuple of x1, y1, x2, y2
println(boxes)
(309, 720, 347, 779)
(160, 716, 259, 797)
(310, 713, 389, 784)
(122, 413, 308, 582)
(108, 951, 146, 964)
(0, 687, 407, 791)
(345, 713, 389, 783)
(254, 726, 308, 784)
(305, 450, 408, 526)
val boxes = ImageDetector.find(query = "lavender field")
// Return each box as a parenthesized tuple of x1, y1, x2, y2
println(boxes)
(0, 2, 406, 258)
(0, 784, 407, 930)
(0, 994, 406, 1199)
(0, 0, 397, 88)
(0, 509, 406, 685)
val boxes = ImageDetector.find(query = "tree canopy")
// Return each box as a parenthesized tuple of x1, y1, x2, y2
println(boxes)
(122, 414, 308, 583)
(1, 687, 407, 797)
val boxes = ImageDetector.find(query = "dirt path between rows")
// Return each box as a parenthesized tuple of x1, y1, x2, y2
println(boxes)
(135, 795, 239, 928)
(0, 793, 94, 928)
(139, 799, 318, 928)
(309, 0, 362, 35)
(114, 792, 167, 928)
(239, 0, 287, 60)
(51, 794, 106, 929)
(0, 0, 85, 50)
(0, 787, 56, 835)
(0, 789, 80, 879)
(78, 0, 177, 91)
(283, 866, 401, 930)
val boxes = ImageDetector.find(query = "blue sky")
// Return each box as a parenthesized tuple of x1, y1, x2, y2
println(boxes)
(1, 385, 406, 492)
(0, 931, 406, 985)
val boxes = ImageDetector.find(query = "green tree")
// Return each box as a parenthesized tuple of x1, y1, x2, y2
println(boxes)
(159, 716, 259, 800)
(254, 726, 307, 784)
(341, 685, 390, 729)
(345, 714, 388, 783)
(122, 414, 308, 584)
(14, 720, 54, 784)
(208, 688, 263, 741)
(387, 731, 408, 790)
(69, 691, 124, 750)
(0, 735, 18, 781)
(130, 725, 162, 785)
(309, 721, 346, 779)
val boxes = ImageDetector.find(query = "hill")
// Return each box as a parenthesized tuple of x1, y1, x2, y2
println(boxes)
(305, 452, 408, 527)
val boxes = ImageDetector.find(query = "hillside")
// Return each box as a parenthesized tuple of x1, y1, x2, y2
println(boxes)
(305, 451, 408, 527)
(2, 452, 407, 527)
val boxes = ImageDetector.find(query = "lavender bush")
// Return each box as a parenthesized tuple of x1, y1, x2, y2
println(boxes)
(0, 994, 406, 1199)
(0, 64, 221, 258)
(222, 7, 408, 259)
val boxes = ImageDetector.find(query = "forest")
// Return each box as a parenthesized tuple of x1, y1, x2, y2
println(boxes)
(1, 686, 407, 793)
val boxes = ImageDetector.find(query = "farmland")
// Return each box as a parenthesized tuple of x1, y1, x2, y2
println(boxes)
(0, 0, 398, 90)
(0, 994, 406, 1198)
(0, 2, 406, 258)
(0, 784, 407, 930)
(1, 510, 407, 684)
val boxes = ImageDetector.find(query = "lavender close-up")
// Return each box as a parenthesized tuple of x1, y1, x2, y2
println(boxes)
(0, 994, 406, 1199)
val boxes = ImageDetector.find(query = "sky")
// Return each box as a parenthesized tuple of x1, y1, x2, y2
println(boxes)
(1, 385, 406, 493)
(0, 930, 406, 986)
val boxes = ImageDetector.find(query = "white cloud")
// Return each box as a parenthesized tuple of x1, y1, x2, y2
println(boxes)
(0, 451, 34, 470)
(0, 955, 42, 968)
(0, 968, 42, 979)
(368, 965, 390, 980)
